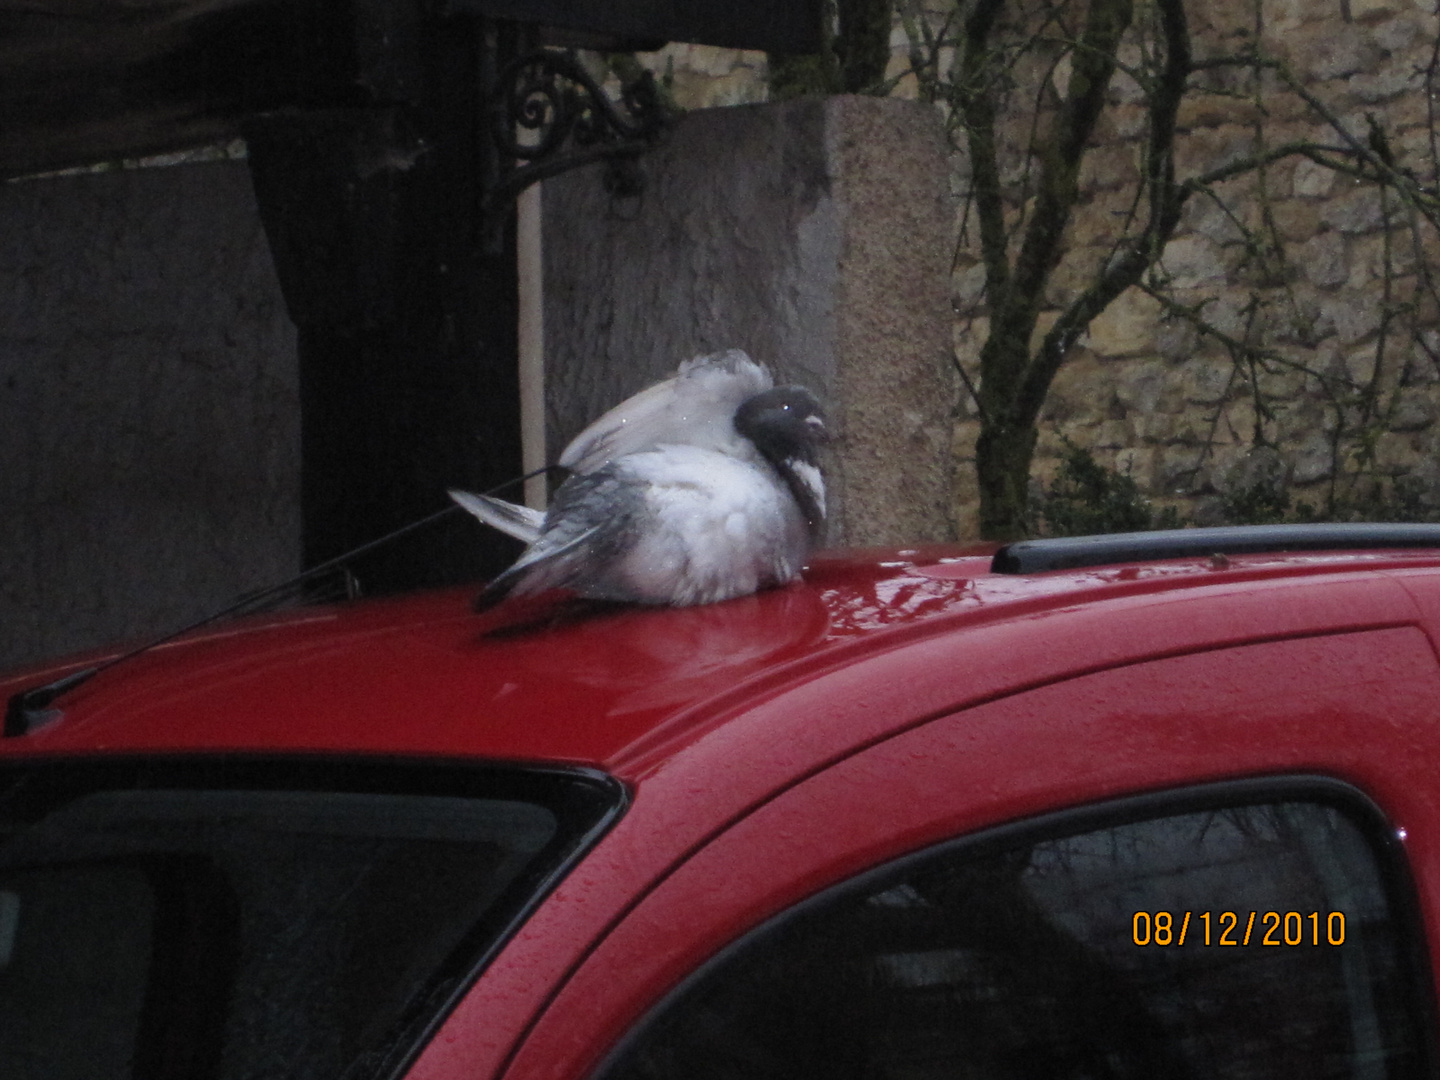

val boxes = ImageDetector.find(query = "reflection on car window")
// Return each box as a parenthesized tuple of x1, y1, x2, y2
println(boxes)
(599, 785, 1430, 1080)
(0, 758, 622, 1080)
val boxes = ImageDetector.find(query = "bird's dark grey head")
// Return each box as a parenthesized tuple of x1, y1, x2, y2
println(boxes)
(734, 386, 828, 537)
(733, 386, 828, 466)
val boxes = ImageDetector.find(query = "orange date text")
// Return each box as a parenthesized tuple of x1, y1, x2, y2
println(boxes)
(1131, 910, 1345, 946)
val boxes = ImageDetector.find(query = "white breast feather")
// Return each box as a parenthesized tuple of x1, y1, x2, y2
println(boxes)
(611, 444, 807, 605)
(787, 460, 825, 511)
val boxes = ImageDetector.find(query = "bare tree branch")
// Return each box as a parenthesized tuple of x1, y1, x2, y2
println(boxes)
(1005, 0, 1134, 325)
(957, 0, 1012, 306)
(1016, 0, 1188, 428)
(937, 0, 1440, 536)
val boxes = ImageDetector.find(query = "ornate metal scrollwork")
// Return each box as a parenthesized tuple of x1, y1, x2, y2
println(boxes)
(487, 49, 673, 214)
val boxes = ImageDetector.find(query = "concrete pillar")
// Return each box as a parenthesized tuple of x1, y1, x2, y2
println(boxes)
(0, 161, 299, 670)
(543, 95, 957, 546)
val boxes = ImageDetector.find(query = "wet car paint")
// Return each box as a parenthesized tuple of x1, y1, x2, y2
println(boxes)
(8, 544, 1440, 1079)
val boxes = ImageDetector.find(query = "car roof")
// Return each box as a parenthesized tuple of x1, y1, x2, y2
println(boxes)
(6, 538, 1440, 780)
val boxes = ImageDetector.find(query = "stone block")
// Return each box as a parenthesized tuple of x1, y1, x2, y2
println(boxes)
(1373, 430, 1417, 473)
(1404, 347, 1440, 385)
(1328, 294, 1385, 344)
(1221, 399, 1259, 443)
(952, 260, 987, 310)
(1349, 0, 1404, 21)
(1291, 158, 1337, 198)
(1300, 231, 1349, 287)
(1258, 364, 1308, 402)
(1157, 317, 1200, 363)
(1273, 394, 1322, 440)
(1176, 125, 1257, 177)
(1390, 393, 1437, 431)
(1206, 290, 1257, 339)
(1345, 344, 1381, 385)
(1079, 142, 1140, 191)
(1046, 354, 1109, 424)
(1158, 444, 1208, 492)
(1291, 432, 1336, 483)
(1177, 95, 1260, 131)
(1296, 30, 1382, 80)
(1371, 14, 1421, 51)
(1205, 442, 1249, 481)
(1113, 358, 1177, 415)
(1349, 66, 1421, 103)
(544, 96, 957, 546)
(1183, 356, 1235, 405)
(1191, 0, 1264, 36)
(1110, 67, 1146, 106)
(1086, 287, 1163, 357)
(1162, 235, 1227, 287)
(1263, 0, 1321, 36)
(952, 452, 981, 540)
(1270, 199, 1322, 242)
(1066, 195, 1127, 251)
(1185, 194, 1247, 244)
(1320, 187, 1387, 234)
(1111, 103, 1148, 140)
(1093, 418, 1136, 448)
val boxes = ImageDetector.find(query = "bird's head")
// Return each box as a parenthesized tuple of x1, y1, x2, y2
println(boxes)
(734, 387, 828, 537)
(733, 387, 828, 465)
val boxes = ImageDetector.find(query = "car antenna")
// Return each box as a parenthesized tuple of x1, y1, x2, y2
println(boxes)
(4, 466, 554, 737)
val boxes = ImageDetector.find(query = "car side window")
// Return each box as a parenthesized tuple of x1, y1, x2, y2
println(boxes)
(596, 782, 1431, 1080)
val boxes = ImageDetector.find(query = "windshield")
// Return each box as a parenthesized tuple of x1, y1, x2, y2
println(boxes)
(0, 757, 623, 1080)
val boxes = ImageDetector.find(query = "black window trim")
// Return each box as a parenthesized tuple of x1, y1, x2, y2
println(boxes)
(590, 773, 1438, 1079)
(0, 752, 629, 1080)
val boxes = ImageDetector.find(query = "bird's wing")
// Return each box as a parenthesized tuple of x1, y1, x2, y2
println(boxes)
(474, 522, 604, 610)
(449, 489, 544, 544)
(558, 349, 773, 473)
(474, 469, 639, 609)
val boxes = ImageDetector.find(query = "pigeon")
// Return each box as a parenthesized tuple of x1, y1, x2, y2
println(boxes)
(450, 350, 828, 610)
(450, 349, 777, 548)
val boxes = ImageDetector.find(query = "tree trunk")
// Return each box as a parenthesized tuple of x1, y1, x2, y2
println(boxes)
(976, 420, 1038, 541)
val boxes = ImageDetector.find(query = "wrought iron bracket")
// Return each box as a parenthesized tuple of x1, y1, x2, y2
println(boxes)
(485, 49, 674, 217)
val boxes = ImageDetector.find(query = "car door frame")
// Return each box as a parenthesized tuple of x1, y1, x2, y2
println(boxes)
(495, 625, 1440, 1080)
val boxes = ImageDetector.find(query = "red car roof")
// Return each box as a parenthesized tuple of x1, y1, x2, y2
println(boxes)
(5, 544, 1440, 782)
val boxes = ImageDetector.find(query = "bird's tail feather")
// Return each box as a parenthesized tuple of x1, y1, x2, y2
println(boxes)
(449, 489, 544, 544)
(475, 523, 602, 611)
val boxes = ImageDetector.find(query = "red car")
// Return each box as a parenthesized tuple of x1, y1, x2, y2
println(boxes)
(5, 523, 1440, 1080)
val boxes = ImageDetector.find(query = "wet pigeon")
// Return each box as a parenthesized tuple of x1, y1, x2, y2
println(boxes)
(450, 350, 827, 610)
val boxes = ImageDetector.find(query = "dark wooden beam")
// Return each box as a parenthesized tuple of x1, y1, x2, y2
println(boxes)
(244, 12, 523, 595)
(0, 0, 821, 180)
(453, 0, 823, 52)
(0, 0, 360, 179)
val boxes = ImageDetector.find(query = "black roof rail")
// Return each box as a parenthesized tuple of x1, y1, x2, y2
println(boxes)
(990, 523, 1440, 575)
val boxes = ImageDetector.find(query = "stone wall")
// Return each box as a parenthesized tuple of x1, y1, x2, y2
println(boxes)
(0, 161, 299, 670)
(637, 0, 1440, 536)
(1008, 0, 1440, 532)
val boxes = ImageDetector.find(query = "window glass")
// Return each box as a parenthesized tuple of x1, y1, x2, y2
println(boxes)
(599, 785, 1431, 1080)
(0, 758, 621, 1080)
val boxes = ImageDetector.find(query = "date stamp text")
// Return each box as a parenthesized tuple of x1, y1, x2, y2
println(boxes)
(1132, 910, 1346, 946)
